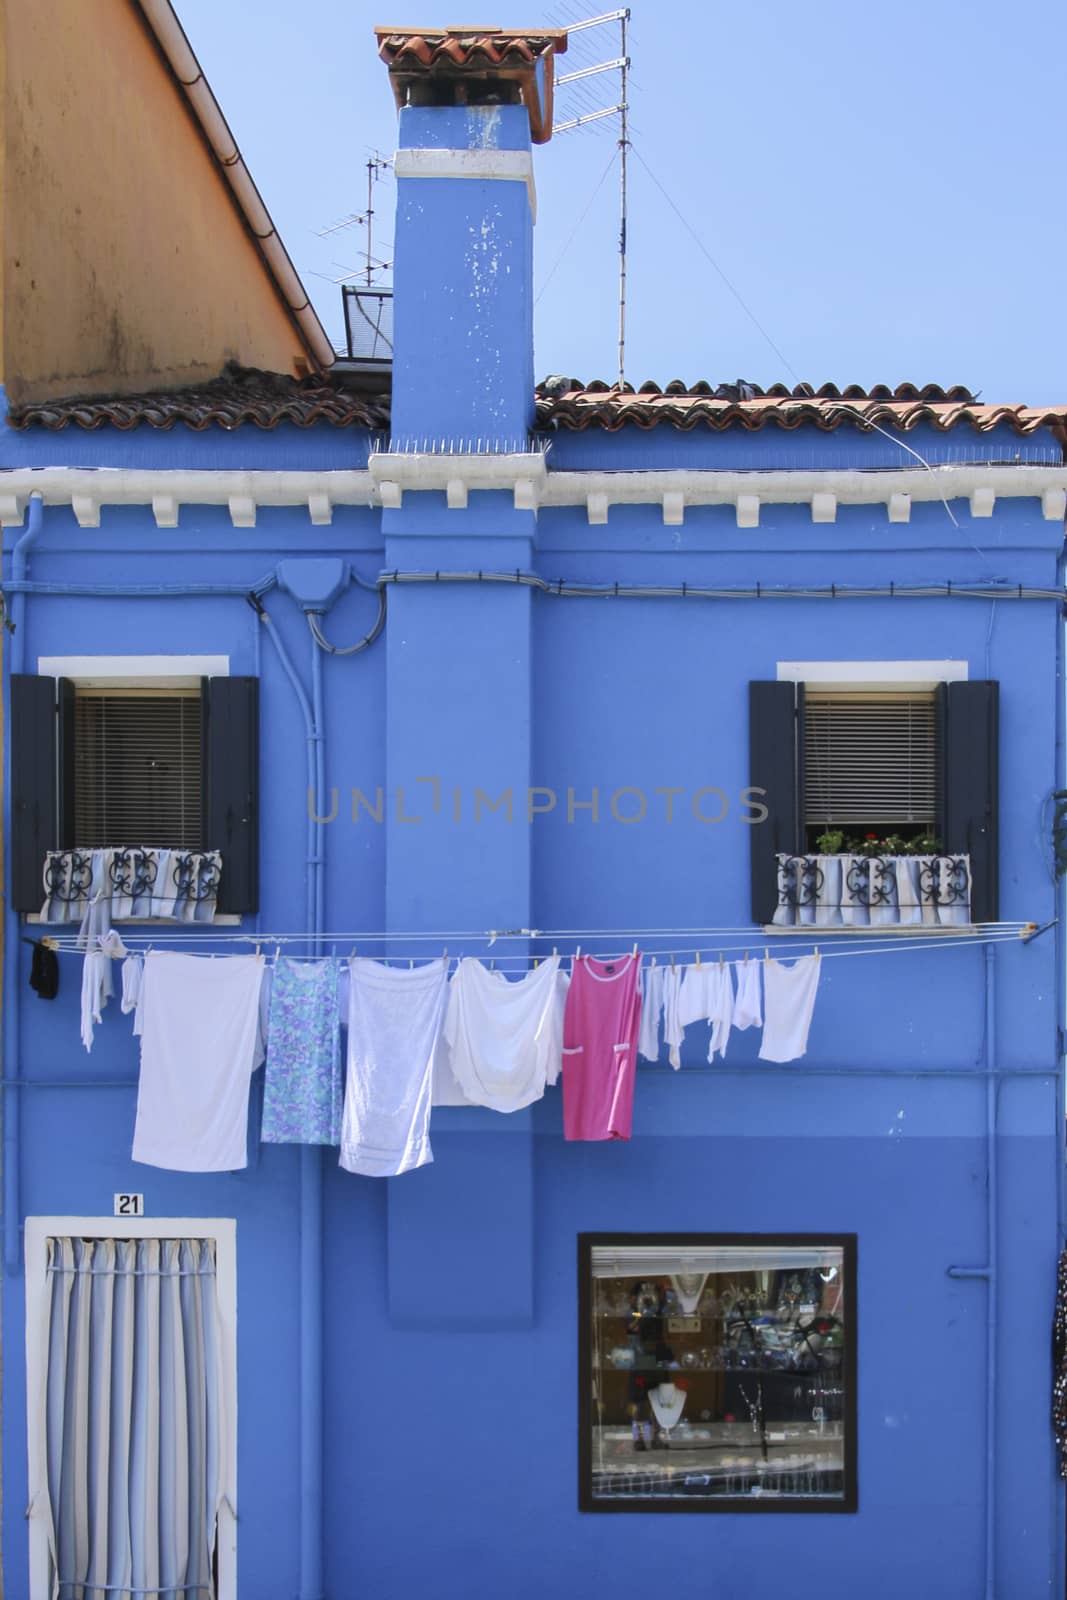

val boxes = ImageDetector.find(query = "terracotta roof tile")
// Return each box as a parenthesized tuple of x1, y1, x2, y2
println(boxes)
(374, 27, 567, 143)
(7, 366, 388, 432)
(9, 370, 1067, 441)
(534, 379, 1067, 437)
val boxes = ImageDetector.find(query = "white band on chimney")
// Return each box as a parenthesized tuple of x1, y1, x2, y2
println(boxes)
(393, 148, 537, 218)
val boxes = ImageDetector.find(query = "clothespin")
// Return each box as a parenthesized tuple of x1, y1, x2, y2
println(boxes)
(553, 946, 558, 958)
(695, 949, 701, 968)
(744, 951, 749, 964)
(490, 956, 495, 971)
(632, 942, 638, 958)
(274, 945, 281, 964)
(533, 956, 540, 969)
(670, 951, 676, 970)
(409, 957, 415, 970)
(255, 941, 261, 957)
(764, 947, 770, 962)
(719, 951, 724, 971)
(576, 945, 581, 960)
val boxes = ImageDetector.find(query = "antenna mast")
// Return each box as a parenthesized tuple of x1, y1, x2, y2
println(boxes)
(617, 9, 629, 387)
(552, 9, 632, 385)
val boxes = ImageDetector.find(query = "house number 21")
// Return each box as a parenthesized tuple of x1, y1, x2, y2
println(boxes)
(113, 1193, 145, 1217)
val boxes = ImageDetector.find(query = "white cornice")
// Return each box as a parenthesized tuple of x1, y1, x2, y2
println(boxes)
(393, 147, 537, 218)
(0, 461, 1064, 528)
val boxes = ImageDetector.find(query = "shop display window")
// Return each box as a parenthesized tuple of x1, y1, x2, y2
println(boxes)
(579, 1233, 857, 1513)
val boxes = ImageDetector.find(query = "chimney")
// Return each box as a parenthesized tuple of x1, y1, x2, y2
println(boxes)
(376, 26, 567, 448)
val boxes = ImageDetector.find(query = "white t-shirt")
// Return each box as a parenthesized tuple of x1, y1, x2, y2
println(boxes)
(759, 953, 821, 1063)
(434, 955, 565, 1112)
(132, 953, 265, 1171)
(341, 958, 448, 1177)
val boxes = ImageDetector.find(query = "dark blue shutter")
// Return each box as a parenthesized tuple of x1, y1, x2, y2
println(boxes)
(940, 679, 998, 923)
(10, 674, 59, 912)
(749, 680, 800, 924)
(202, 677, 259, 914)
(56, 677, 76, 850)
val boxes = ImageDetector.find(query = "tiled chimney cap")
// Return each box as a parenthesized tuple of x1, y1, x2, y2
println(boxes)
(374, 26, 568, 143)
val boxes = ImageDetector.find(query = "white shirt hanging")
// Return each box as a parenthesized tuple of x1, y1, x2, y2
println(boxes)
(132, 953, 265, 1171)
(759, 953, 821, 1063)
(341, 958, 448, 1177)
(732, 959, 762, 1030)
(434, 955, 565, 1112)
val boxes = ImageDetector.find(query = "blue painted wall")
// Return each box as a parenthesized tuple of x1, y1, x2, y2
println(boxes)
(2, 96, 1065, 1600)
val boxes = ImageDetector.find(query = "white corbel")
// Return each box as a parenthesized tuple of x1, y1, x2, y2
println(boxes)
(513, 477, 538, 512)
(662, 491, 685, 527)
(379, 480, 403, 510)
(1042, 487, 1067, 522)
(228, 495, 256, 528)
(811, 492, 837, 524)
(970, 487, 995, 518)
(307, 491, 333, 526)
(446, 478, 468, 510)
(586, 491, 609, 526)
(152, 494, 179, 529)
(887, 492, 911, 523)
(72, 495, 99, 529)
(736, 494, 760, 529)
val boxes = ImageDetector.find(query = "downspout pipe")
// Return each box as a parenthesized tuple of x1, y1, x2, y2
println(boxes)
(947, 940, 998, 1600)
(5, 493, 44, 1272)
(257, 603, 325, 1600)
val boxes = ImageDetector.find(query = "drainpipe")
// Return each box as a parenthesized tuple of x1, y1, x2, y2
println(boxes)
(947, 940, 998, 1600)
(4, 494, 43, 1272)
(257, 603, 325, 1600)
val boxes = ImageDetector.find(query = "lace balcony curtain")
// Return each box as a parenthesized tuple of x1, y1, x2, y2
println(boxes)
(41, 848, 222, 936)
(773, 853, 972, 927)
(44, 1236, 221, 1600)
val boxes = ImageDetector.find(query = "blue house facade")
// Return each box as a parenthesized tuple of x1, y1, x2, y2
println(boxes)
(2, 22, 1067, 1600)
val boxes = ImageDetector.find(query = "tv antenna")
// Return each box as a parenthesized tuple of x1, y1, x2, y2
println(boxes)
(314, 152, 393, 286)
(551, 8, 630, 385)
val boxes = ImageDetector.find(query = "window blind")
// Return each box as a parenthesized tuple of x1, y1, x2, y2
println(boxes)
(73, 690, 202, 848)
(803, 690, 938, 827)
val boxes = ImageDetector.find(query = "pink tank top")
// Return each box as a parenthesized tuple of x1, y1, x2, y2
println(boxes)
(562, 953, 643, 1141)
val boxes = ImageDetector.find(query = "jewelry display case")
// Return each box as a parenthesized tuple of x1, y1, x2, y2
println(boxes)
(579, 1234, 857, 1512)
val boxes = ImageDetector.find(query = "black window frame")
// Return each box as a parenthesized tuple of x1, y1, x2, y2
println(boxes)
(578, 1231, 858, 1515)
(748, 678, 998, 926)
(9, 673, 259, 914)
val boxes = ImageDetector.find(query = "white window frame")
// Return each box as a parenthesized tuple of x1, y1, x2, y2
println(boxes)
(25, 1215, 238, 1600)
(28, 654, 239, 924)
(776, 658, 969, 690)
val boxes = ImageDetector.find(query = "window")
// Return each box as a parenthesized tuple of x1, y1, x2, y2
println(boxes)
(803, 689, 938, 846)
(10, 668, 259, 913)
(579, 1234, 856, 1513)
(74, 687, 203, 848)
(749, 675, 998, 924)
(24, 1216, 237, 1600)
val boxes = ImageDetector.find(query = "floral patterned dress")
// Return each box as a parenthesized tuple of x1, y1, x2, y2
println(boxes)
(261, 958, 342, 1144)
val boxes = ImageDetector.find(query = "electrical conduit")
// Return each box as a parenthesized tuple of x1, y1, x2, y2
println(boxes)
(3, 493, 43, 1271)
(257, 604, 326, 1600)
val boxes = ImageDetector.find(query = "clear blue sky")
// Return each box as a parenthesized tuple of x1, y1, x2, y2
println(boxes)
(176, 0, 1067, 403)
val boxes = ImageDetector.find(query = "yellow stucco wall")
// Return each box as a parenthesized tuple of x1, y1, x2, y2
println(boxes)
(1, 0, 308, 405)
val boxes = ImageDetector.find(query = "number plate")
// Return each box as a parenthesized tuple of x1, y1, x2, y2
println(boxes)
(113, 1193, 145, 1217)
(668, 1315, 701, 1334)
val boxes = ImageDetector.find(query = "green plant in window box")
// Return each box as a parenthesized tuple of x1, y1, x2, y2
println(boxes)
(812, 830, 943, 858)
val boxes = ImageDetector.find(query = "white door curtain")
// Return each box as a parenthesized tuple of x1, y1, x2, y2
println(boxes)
(42, 1236, 221, 1600)
(772, 853, 972, 927)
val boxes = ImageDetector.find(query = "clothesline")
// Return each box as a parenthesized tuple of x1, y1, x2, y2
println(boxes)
(32, 920, 1032, 944)
(40, 929, 1030, 966)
